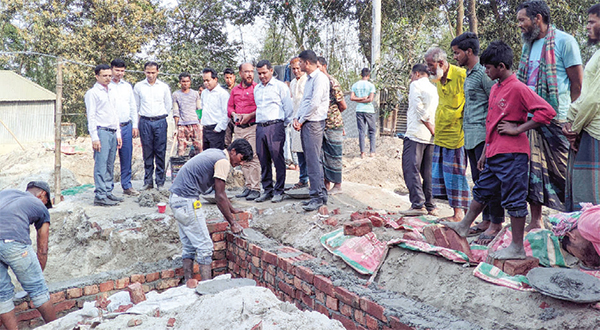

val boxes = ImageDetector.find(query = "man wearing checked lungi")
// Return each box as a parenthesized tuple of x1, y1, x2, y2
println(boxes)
(425, 47, 470, 222)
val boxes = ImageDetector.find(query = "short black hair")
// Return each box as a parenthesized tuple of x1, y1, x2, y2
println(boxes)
(110, 58, 126, 69)
(223, 68, 235, 75)
(411, 64, 429, 75)
(361, 68, 370, 77)
(179, 72, 191, 81)
(228, 138, 254, 161)
(317, 56, 327, 66)
(517, 1, 551, 25)
(202, 68, 218, 79)
(94, 64, 111, 75)
(480, 41, 514, 69)
(298, 50, 318, 65)
(144, 61, 159, 70)
(589, 3, 600, 17)
(451, 32, 480, 55)
(256, 60, 272, 70)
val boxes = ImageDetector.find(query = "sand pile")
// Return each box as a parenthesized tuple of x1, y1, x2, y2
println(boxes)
(37, 282, 344, 330)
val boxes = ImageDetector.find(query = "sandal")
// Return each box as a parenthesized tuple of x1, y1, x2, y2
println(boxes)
(474, 233, 497, 246)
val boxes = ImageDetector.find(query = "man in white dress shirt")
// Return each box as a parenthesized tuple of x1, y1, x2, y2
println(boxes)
(253, 60, 293, 203)
(134, 62, 172, 191)
(85, 64, 123, 206)
(110, 59, 139, 196)
(201, 68, 229, 150)
(293, 50, 330, 211)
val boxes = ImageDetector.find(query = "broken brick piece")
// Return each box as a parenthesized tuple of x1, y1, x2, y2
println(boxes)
(332, 208, 341, 215)
(422, 224, 472, 260)
(127, 318, 143, 327)
(324, 217, 338, 226)
(343, 219, 373, 236)
(350, 211, 366, 221)
(318, 206, 329, 216)
(167, 318, 176, 327)
(491, 256, 540, 276)
(368, 215, 385, 227)
(115, 304, 133, 313)
(95, 294, 111, 309)
(126, 282, 146, 304)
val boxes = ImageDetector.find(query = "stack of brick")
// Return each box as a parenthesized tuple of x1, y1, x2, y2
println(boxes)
(226, 233, 412, 330)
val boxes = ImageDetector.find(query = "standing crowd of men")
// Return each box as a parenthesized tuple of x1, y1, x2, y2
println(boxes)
(403, 0, 600, 260)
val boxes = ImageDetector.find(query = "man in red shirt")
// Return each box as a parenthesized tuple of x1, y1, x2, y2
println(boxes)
(229, 63, 261, 200)
(443, 41, 556, 260)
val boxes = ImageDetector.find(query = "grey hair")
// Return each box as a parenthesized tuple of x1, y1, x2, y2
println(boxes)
(424, 47, 447, 62)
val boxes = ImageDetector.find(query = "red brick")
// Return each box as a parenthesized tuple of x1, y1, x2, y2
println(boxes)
(156, 278, 181, 290)
(131, 274, 146, 284)
(211, 259, 228, 269)
(335, 286, 360, 308)
(350, 211, 367, 221)
(296, 290, 315, 309)
(99, 280, 114, 292)
(211, 232, 225, 242)
(264, 272, 275, 285)
(278, 257, 295, 273)
(214, 241, 227, 251)
(332, 208, 341, 215)
(83, 285, 99, 296)
(277, 281, 295, 297)
(340, 302, 353, 317)
(161, 269, 175, 279)
(226, 232, 234, 242)
(360, 297, 387, 322)
(368, 215, 385, 227)
(175, 267, 184, 277)
(266, 264, 276, 276)
(326, 295, 338, 311)
(167, 317, 176, 327)
(115, 277, 130, 289)
(355, 309, 366, 326)
(315, 302, 330, 317)
(66, 288, 82, 299)
(295, 266, 314, 284)
(213, 268, 227, 277)
(146, 272, 160, 282)
(389, 316, 413, 330)
(344, 219, 373, 236)
(234, 237, 248, 249)
(318, 205, 329, 216)
(142, 284, 152, 293)
(16, 309, 41, 322)
(233, 212, 252, 228)
(50, 291, 65, 304)
(492, 256, 540, 276)
(95, 294, 111, 309)
(249, 243, 263, 257)
(238, 249, 247, 260)
(300, 281, 313, 296)
(261, 250, 278, 265)
(251, 256, 261, 268)
(315, 290, 326, 304)
(207, 220, 229, 233)
(366, 314, 379, 330)
(126, 282, 146, 304)
(422, 225, 472, 260)
(332, 312, 357, 330)
(324, 217, 339, 226)
(213, 250, 226, 260)
(293, 276, 303, 291)
(314, 275, 335, 296)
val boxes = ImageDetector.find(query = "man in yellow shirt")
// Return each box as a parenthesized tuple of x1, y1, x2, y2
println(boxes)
(425, 47, 470, 221)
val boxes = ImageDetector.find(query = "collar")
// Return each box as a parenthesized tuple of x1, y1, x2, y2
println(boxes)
(110, 79, 128, 86)
(94, 82, 112, 92)
(467, 62, 483, 76)
(498, 74, 517, 86)
(142, 78, 162, 86)
(207, 84, 224, 93)
(236, 81, 257, 90)
(308, 68, 321, 79)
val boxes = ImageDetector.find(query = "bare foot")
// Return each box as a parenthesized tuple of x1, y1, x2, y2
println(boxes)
(360, 152, 365, 159)
(474, 224, 502, 245)
(490, 243, 526, 260)
(370, 152, 376, 157)
(439, 215, 462, 222)
(329, 187, 342, 195)
(468, 221, 490, 236)
(524, 220, 544, 232)
(440, 221, 471, 237)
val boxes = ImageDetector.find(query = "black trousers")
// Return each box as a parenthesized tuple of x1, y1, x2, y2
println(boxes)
(401, 138, 435, 211)
(256, 121, 286, 195)
(467, 141, 505, 224)
(203, 124, 226, 150)
(139, 117, 167, 186)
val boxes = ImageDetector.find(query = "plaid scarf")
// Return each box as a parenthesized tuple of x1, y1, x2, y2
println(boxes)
(517, 25, 559, 111)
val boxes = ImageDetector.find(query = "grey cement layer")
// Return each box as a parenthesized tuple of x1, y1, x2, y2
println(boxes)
(195, 278, 256, 295)
(527, 268, 600, 303)
(241, 229, 482, 330)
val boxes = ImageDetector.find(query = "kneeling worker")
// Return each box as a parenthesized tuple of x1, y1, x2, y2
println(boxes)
(169, 139, 253, 287)
(0, 181, 56, 330)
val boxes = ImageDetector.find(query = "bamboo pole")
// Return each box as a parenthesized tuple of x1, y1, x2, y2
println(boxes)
(54, 58, 63, 205)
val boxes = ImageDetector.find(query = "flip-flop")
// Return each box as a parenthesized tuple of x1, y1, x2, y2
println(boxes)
(467, 226, 486, 237)
(474, 233, 497, 246)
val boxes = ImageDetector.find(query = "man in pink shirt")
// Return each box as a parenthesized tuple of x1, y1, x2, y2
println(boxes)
(228, 63, 261, 200)
(443, 41, 556, 260)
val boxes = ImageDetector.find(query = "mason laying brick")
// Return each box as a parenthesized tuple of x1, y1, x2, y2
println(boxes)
(169, 139, 254, 288)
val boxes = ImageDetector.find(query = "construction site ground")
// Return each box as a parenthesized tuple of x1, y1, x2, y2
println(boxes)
(1, 136, 599, 329)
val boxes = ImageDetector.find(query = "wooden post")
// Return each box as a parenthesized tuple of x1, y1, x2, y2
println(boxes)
(54, 58, 63, 205)
(371, 0, 381, 136)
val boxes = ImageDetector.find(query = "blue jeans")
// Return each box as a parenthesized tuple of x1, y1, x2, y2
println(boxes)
(0, 241, 49, 314)
(297, 152, 308, 184)
(356, 112, 377, 153)
(301, 120, 327, 203)
(93, 129, 117, 199)
(169, 193, 213, 265)
(118, 122, 133, 190)
(139, 117, 167, 186)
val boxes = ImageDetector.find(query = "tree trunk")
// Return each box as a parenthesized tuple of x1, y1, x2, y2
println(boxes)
(468, 0, 478, 34)
(457, 0, 464, 36)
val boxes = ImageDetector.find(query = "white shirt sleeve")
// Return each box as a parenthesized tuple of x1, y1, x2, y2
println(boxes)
(85, 90, 100, 141)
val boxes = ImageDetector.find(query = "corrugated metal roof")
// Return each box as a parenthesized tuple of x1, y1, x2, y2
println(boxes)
(0, 70, 56, 102)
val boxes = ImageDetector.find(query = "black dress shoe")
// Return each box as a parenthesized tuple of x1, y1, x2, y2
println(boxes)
(254, 193, 273, 202)
(246, 190, 260, 200)
(94, 197, 118, 206)
(302, 199, 324, 212)
(236, 188, 250, 198)
(271, 194, 286, 203)
(142, 184, 154, 190)
(107, 194, 124, 202)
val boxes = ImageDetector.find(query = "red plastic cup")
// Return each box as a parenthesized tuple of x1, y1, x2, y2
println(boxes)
(157, 202, 167, 213)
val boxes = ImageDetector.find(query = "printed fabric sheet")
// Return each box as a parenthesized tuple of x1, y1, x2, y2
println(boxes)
(320, 229, 387, 275)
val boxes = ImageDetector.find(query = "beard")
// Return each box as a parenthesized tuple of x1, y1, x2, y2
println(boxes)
(429, 66, 444, 83)
(521, 24, 542, 44)
(588, 26, 600, 45)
